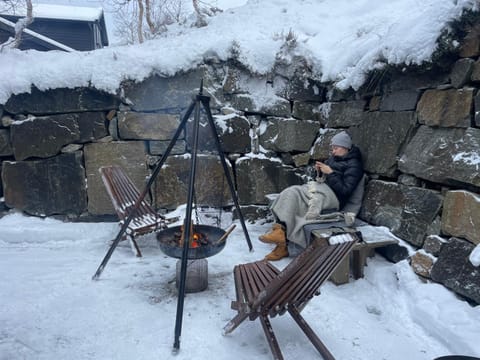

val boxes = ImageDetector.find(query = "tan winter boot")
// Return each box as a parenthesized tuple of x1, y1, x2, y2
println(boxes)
(265, 244, 289, 261)
(259, 224, 286, 245)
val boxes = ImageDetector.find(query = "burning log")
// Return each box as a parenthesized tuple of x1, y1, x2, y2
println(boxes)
(177, 222, 209, 248)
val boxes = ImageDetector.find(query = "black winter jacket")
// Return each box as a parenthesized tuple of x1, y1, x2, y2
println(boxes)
(325, 145, 364, 208)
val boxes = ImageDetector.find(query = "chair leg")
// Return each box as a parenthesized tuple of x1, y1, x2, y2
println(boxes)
(222, 312, 249, 335)
(288, 307, 335, 360)
(129, 236, 142, 257)
(259, 314, 284, 360)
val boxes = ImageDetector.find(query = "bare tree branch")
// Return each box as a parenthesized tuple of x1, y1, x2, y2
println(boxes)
(0, 0, 33, 50)
(192, 0, 207, 27)
(137, 0, 144, 43)
(144, 0, 156, 34)
(108, 0, 222, 44)
(13, 0, 32, 48)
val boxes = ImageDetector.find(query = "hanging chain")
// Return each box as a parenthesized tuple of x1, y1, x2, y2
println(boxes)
(193, 189, 200, 225)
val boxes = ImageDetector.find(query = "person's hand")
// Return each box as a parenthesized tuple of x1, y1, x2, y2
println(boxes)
(315, 161, 333, 174)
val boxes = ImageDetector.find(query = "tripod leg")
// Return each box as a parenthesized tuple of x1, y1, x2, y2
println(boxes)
(91, 100, 196, 280)
(174, 97, 202, 352)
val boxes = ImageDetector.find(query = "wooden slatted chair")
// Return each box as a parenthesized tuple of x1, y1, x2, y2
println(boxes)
(223, 233, 359, 360)
(99, 165, 169, 257)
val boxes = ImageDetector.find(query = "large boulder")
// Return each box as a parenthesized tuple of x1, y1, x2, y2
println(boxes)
(360, 180, 443, 247)
(281, 73, 326, 102)
(316, 100, 366, 127)
(442, 190, 480, 245)
(450, 58, 475, 88)
(376, 69, 448, 112)
(4, 87, 121, 115)
(214, 114, 250, 154)
(117, 111, 181, 140)
(224, 72, 291, 116)
(153, 154, 234, 209)
(76, 112, 108, 142)
(399, 126, 480, 188)
(459, 23, 480, 58)
(349, 111, 416, 177)
(259, 118, 320, 153)
(122, 70, 206, 112)
(83, 141, 148, 215)
(236, 156, 303, 205)
(416, 88, 473, 128)
(184, 112, 250, 154)
(431, 237, 480, 305)
(10, 113, 107, 161)
(148, 140, 186, 156)
(229, 93, 291, 117)
(292, 101, 321, 121)
(379, 89, 420, 111)
(11, 115, 78, 160)
(2, 152, 87, 216)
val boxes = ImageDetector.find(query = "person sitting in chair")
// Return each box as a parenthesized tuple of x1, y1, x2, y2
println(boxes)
(259, 131, 364, 261)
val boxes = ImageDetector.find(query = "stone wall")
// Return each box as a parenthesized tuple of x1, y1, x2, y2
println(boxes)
(1, 22, 480, 304)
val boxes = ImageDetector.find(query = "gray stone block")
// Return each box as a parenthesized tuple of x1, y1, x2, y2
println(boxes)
(2, 152, 87, 216)
(10, 113, 107, 161)
(259, 118, 320, 153)
(4, 87, 121, 115)
(0, 129, 12, 156)
(122, 70, 206, 112)
(399, 126, 480, 188)
(349, 111, 416, 177)
(153, 154, 234, 210)
(318, 101, 366, 127)
(379, 90, 419, 111)
(83, 141, 148, 215)
(236, 156, 303, 205)
(450, 58, 475, 88)
(360, 180, 443, 247)
(118, 111, 181, 140)
(431, 237, 480, 305)
(442, 190, 480, 245)
(417, 88, 473, 128)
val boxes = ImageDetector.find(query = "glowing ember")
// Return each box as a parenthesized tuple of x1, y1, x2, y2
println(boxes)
(174, 223, 209, 248)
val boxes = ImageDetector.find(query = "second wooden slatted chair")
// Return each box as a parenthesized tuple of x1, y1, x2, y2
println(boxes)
(223, 232, 359, 360)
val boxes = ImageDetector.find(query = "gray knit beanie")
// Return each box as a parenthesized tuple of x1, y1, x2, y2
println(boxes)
(331, 131, 352, 149)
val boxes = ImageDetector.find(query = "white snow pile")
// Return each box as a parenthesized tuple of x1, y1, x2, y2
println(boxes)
(1, 211, 480, 359)
(0, 0, 479, 104)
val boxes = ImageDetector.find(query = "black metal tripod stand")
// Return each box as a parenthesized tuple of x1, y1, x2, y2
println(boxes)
(92, 82, 253, 353)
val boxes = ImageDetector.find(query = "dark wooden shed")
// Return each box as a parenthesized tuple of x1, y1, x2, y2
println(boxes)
(0, 3, 109, 51)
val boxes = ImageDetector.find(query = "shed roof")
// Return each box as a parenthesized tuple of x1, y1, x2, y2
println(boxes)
(0, 3, 104, 22)
(0, 3, 109, 50)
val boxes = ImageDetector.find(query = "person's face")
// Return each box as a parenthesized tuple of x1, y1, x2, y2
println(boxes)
(330, 145, 349, 157)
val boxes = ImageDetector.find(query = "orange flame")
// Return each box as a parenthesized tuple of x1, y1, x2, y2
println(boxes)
(190, 233, 201, 248)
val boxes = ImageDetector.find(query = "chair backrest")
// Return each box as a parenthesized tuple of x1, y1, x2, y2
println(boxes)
(254, 234, 358, 315)
(99, 165, 156, 220)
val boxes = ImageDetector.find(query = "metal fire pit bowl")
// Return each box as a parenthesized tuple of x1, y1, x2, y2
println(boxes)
(156, 224, 227, 259)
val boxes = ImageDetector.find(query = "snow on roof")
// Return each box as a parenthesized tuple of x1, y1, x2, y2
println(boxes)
(0, 3, 104, 22)
(0, 0, 478, 105)
(0, 16, 75, 52)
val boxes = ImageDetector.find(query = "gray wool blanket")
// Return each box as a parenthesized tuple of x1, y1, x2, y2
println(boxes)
(270, 181, 339, 248)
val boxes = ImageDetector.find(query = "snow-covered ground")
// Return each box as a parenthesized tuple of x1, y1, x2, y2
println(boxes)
(1, 0, 479, 104)
(0, 210, 479, 360)
(2, 1, 480, 357)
